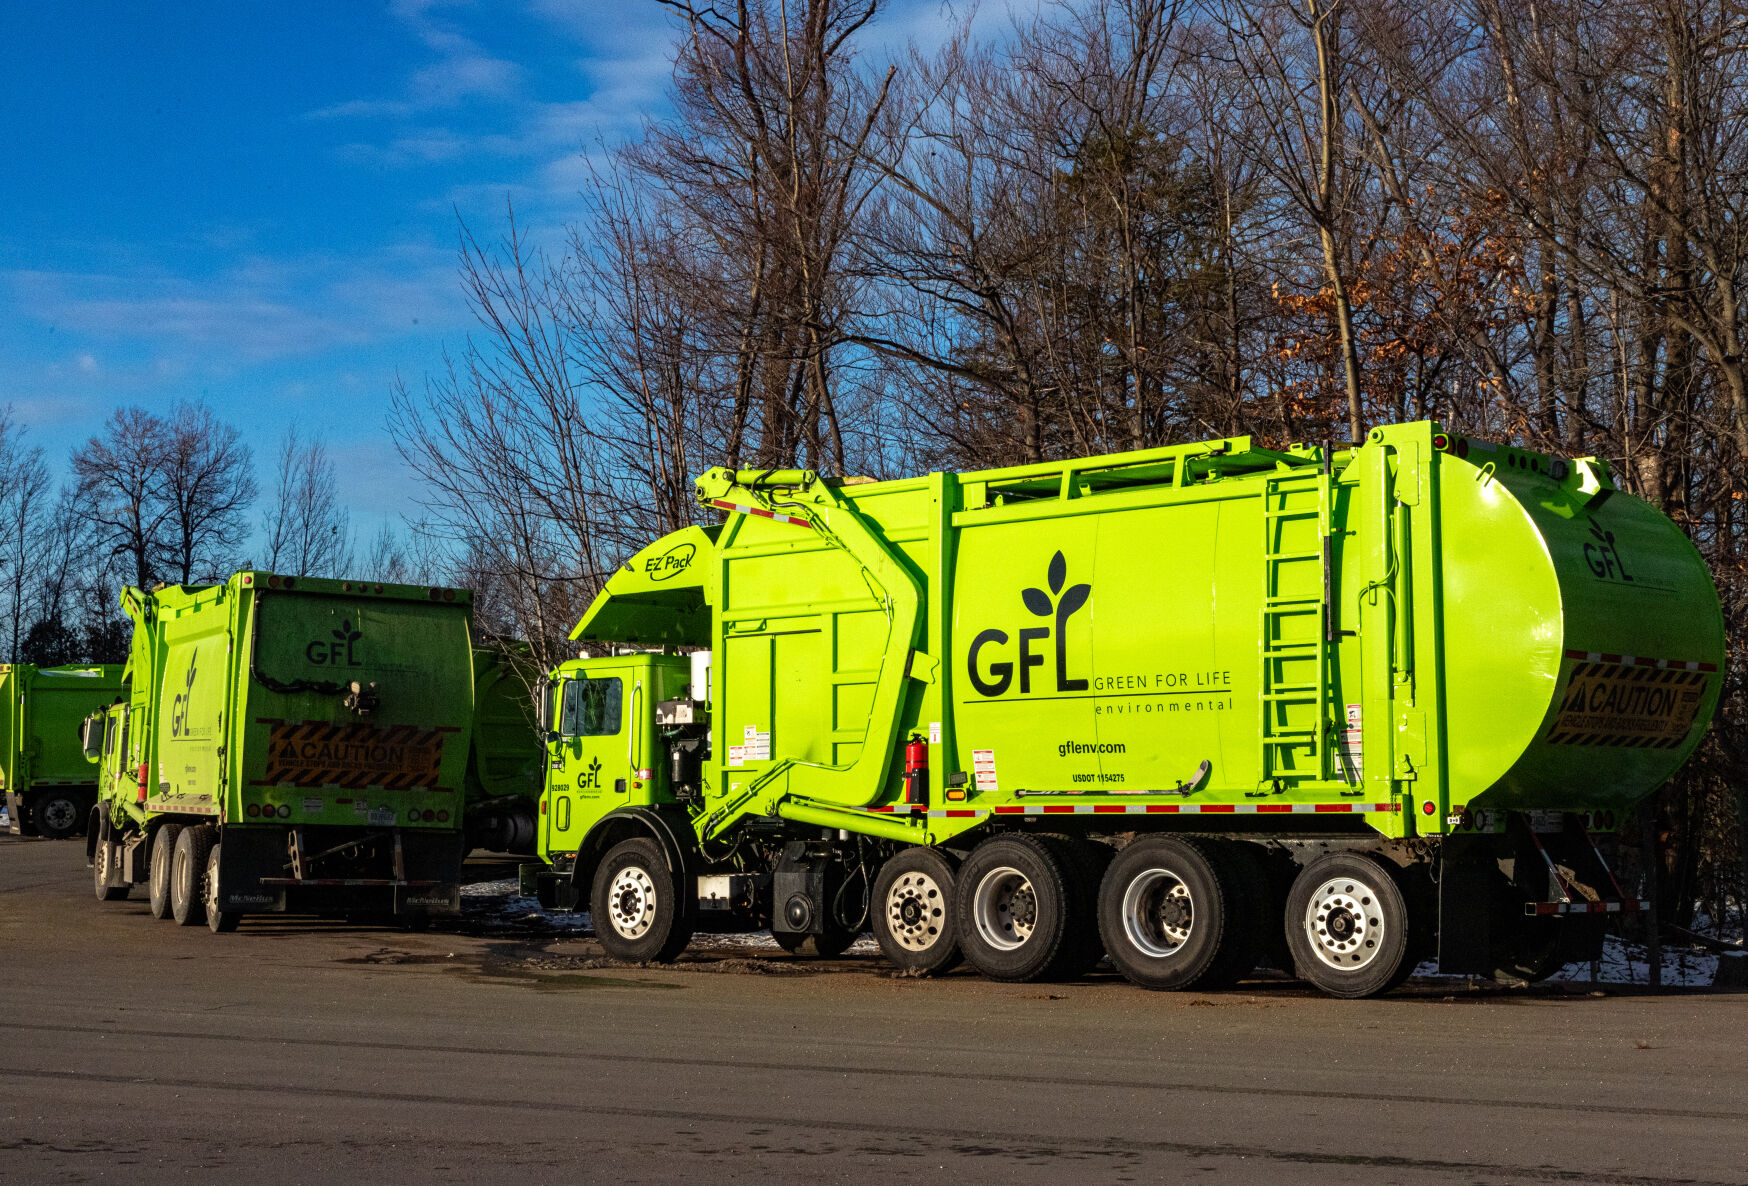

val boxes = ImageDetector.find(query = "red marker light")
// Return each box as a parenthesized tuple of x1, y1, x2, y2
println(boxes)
(1421, 801, 1436, 815)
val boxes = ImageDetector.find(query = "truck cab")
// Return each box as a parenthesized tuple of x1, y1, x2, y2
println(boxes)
(537, 653, 700, 864)
(83, 702, 134, 812)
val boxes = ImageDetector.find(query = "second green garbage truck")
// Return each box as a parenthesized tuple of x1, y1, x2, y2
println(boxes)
(1, 663, 124, 839)
(523, 420, 1726, 997)
(86, 572, 481, 930)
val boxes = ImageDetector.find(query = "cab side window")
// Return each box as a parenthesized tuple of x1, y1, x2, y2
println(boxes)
(560, 677, 622, 737)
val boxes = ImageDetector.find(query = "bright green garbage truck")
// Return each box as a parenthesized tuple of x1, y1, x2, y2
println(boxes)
(0, 664, 125, 838)
(85, 572, 480, 931)
(522, 420, 1726, 998)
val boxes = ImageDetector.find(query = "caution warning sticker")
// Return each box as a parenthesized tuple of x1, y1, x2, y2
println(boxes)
(255, 720, 448, 789)
(1548, 663, 1710, 748)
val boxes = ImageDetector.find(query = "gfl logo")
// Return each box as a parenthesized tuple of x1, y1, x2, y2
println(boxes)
(170, 655, 196, 737)
(967, 551, 1091, 696)
(307, 619, 364, 666)
(1583, 520, 1635, 583)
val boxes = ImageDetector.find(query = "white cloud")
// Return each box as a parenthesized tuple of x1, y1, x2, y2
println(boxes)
(6, 246, 468, 365)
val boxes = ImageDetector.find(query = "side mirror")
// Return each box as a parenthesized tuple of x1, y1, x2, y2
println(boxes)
(80, 716, 103, 763)
(535, 678, 551, 733)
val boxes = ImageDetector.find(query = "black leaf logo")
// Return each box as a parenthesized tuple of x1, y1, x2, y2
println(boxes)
(333, 619, 362, 643)
(1021, 552, 1089, 619)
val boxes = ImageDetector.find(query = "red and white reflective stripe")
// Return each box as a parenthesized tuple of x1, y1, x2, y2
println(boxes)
(1563, 649, 1716, 673)
(927, 802, 1399, 819)
(706, 498, 812, 529)
(860, 805, 928, 815)
(1526, 899, 1650, 916)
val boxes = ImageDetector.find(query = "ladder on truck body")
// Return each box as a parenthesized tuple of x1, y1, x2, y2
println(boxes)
(1259, 463, 1334, 788)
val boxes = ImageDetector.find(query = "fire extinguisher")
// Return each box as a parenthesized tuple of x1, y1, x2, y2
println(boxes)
(903, 735, 928, 805)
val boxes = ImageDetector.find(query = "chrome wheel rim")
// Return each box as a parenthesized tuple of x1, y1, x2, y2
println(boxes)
(606, 865, 657, 940)
(971, 865, 1036, 952)
(1122, 867, 1194, 958)
(1305, 875, 1386, 970)
(885, 870, 947, 952)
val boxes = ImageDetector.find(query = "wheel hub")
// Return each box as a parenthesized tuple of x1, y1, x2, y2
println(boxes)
(1305, 878, 1384, 970)
(1122, 868, 1194, 958)
(885, 871, 945, 952)
(971, 866, 1037, 952)
(40, 798, 76, 831)
(606, 865, 656, 940)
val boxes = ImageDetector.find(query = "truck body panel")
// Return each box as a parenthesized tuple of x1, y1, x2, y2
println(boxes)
(554, 422, 1721, 851)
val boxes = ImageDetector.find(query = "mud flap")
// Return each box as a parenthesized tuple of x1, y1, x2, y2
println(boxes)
(216, 825, 289, 912)
(1436, 836, 1493, 975)
(4, 792, 30, 836)
(395, 829, 466, 915)
(396, 884, 461, 914)
(122, 835, 151, 884)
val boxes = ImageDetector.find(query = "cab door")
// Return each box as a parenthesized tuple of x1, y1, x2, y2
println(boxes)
(543, 672, 628, 855)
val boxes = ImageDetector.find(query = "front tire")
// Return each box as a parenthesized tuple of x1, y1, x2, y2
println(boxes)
(92, 828, 130, 902)
(871, 847, 961, 974)
(148, 822, 186, 919)
(590, 837, 693, 962)
(1285, 851, 1414, 999)
(170, 825, 214, 927)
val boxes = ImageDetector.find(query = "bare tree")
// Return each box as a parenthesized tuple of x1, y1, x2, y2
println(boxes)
(262, 427, 351, 577)
(0, 411, 51, 659)
(156, 402, 256, 586)
(1214, 0, 1374, 440)
(71, 407, 171, 593)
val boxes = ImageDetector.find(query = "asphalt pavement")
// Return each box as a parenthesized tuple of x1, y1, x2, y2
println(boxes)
(2, 831, 1745, 1185)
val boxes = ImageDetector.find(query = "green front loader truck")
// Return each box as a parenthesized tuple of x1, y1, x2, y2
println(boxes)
(524, 420, 1726, 997)
(86, 572, 480, 930)
(1, 664, 125, 838)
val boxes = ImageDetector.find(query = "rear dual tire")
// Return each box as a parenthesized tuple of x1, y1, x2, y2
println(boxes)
(171, 825, 214, 927)
(954, 834, 1105, 983)
(33, 790, 84, 840)
(148, 822, 186, 919)
(204, 841, 239, 933)
(1097, 837, 1264, 992)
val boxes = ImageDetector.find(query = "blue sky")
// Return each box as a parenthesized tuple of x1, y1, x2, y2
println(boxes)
(0, 0, 987, 545)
